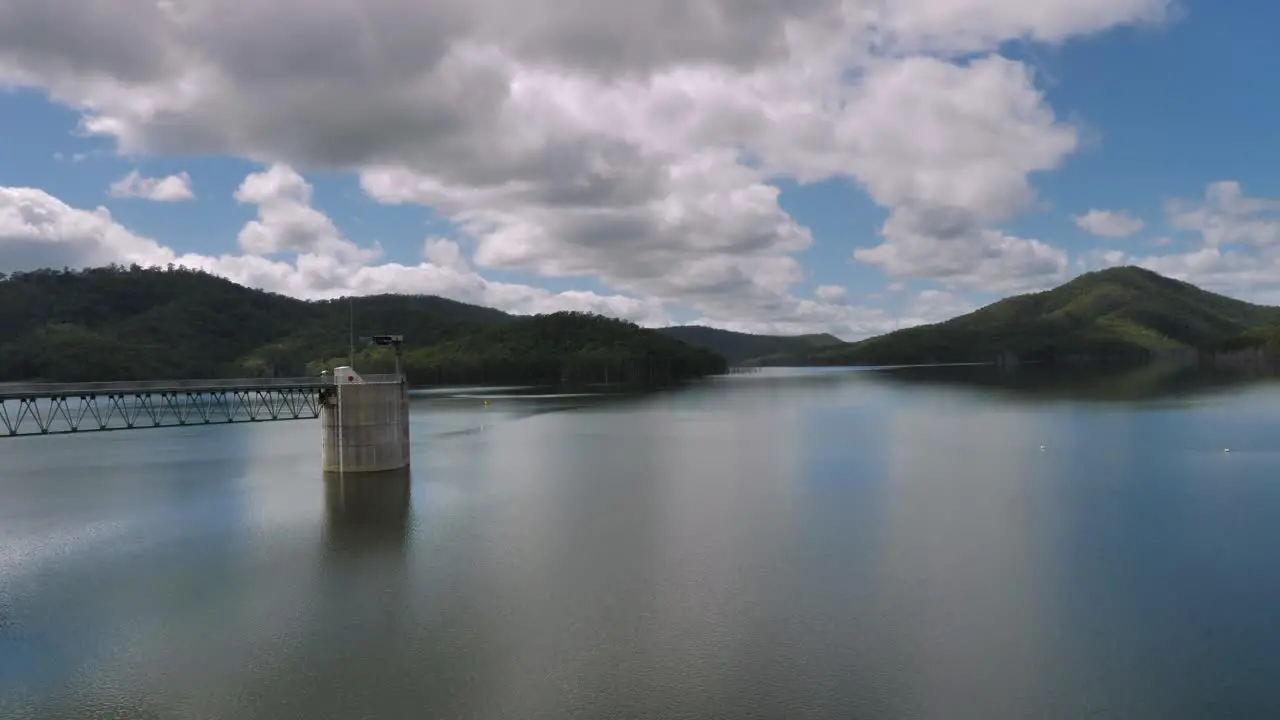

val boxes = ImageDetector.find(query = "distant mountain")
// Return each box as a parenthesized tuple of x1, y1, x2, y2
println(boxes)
(657, 325, 843, 365)
(0, 265, 723, 384)
(755, 266, 1280, 367)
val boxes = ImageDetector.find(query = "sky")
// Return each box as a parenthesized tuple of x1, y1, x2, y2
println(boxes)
(1, 0, 1279, 339)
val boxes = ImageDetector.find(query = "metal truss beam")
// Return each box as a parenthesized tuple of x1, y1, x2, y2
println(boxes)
(0, 387, 324, 437)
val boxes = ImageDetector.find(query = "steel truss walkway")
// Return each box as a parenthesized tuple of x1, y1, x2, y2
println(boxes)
(0, 378, 333, 438)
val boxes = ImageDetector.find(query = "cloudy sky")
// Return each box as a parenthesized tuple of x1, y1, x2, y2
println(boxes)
(1, 0, 1278, 338)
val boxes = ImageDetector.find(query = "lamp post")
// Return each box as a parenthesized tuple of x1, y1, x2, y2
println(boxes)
(364, 334, 406, 381)
(348, 296, 355, 369)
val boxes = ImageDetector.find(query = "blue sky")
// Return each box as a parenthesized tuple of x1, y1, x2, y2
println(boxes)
(1, 0, 1278, 337)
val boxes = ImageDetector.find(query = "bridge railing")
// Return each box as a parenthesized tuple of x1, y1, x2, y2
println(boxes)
(0, 377, 325, 400)
(0, 373, 404, 401)
(0, 373, 407, 437)
(343, 374, 403, 385)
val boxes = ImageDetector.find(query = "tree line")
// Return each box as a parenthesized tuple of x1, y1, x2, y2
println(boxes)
(0, 266, 727, 385)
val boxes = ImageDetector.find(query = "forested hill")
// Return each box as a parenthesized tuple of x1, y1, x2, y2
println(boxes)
(753, 266, 1280, 367)
(13, 265, 1274, 381)
(361, 312, 727, 386)
(0, 265, 732, 383)
(656, 326, 842, 365)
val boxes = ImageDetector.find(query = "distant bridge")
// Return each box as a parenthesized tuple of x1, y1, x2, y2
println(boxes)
(0, 375, 395, 438)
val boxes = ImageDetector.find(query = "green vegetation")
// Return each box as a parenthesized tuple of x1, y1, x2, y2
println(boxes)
(0, 265, 315, 381)
(656, 326, 842, 365)
(870, 363, 1278, 403)
(752, 266, 1280, 367)
(322, 312, 726, 385)
(234, 294, 510, 378)
(1216, 324, 1280, 353)
(9, 264, 1278, 382)
(0, 265, 725, 384)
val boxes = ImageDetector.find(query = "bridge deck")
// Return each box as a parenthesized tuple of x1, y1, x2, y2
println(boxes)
(0, 377, 329, 401)
(0, 375, 400, 437)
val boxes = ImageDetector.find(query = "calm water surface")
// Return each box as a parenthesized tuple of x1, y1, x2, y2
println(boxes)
(5, 366, 1280, 719)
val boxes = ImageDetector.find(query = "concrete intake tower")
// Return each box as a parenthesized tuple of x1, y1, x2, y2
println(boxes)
(320, 366, 411, 475)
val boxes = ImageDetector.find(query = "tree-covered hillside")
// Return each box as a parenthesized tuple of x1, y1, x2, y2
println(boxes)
(753, 266, 1280, 366)
(325, 311, 728, 385)
(235, 294, 511, 378)
(0, 266, 315, 380)
(869, 362, 1277, 403)
(656, 325, 842, 365)
(0, 265, 726, 384)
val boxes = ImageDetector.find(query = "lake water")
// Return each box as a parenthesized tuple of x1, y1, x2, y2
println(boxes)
(5, 365, 1280, 719)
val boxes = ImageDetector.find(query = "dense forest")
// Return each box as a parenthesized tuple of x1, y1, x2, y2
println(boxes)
(318, 311, 726, 385)
(655, 325, 842, 365)
(0, 265, 729, 385)
(752, 266, 1280, 367)
(869, 362, 1275, 403)
(10, 265, 1279, 382)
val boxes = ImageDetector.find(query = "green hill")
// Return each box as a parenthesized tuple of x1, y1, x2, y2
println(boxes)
(0, 265, 723, 384)
(0, 265, 314, 380)
(869, 363, 1278, 403)
(235, 294, 511, 378)
(337, 312, 727, 385)
(656, 325, 843, 364)
(756, 266, 1280, 366)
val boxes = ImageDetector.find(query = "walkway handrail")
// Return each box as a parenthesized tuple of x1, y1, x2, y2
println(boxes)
(0, 373, 407, 400)
(0, 377, 324, 399)
(352, 374, 404, 385)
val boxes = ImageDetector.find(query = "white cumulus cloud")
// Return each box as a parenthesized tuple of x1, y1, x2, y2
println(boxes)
(234, 164, 378, 265)
(1075, 182, 1280, 303)
(898, 289, 976, 327)
(0, 174, 672, 325)
(108, 170, 194, 202)
(1075, 209, 1144, 238)
(0, 187, 181, 272)
(1166, 180, 1280, 248)
(0, 0, 1175, 332)
(814, 284, 847, 301)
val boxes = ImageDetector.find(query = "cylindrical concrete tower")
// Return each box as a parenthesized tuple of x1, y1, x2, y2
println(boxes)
(321, 368, 411, 475)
